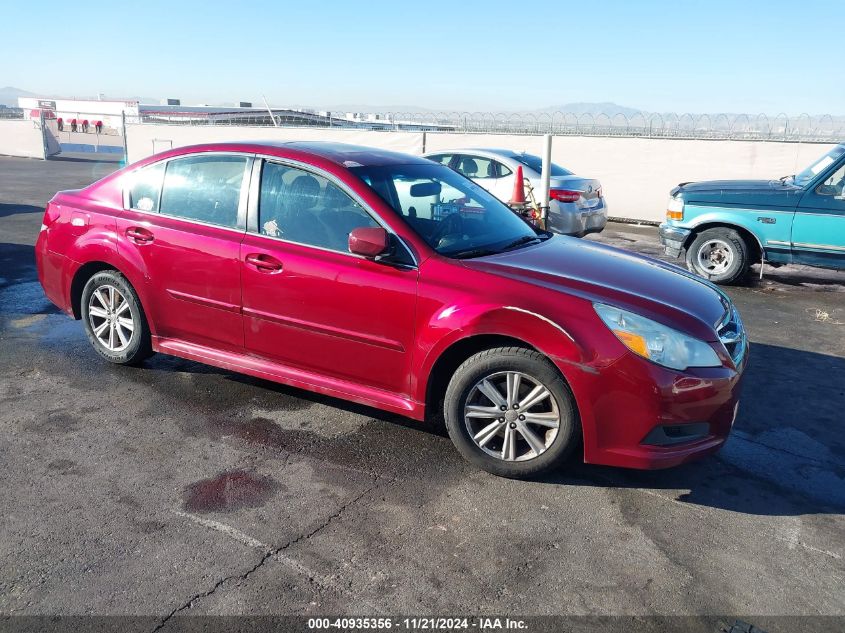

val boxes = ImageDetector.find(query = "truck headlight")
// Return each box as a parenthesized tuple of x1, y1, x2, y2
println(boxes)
(666, 196, 684, 221)
(594, 303, 721, 371)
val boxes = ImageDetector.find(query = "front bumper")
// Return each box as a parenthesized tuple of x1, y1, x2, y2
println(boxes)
(658, 223, 692, 258)
(560, 349, 747, 470)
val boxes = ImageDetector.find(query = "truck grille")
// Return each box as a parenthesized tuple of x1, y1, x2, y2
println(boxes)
(716, 303, 746, 366)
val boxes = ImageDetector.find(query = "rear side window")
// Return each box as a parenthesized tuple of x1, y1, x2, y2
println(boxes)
(427, 154, 453, 166)
(159, 155, 248, 228)
(127, 162, 165, 212)
(494, 161, 513, 178)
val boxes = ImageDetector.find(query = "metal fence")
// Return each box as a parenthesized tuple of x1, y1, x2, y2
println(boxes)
(138, 109, 845, 142)
(5, 105, 844, 142)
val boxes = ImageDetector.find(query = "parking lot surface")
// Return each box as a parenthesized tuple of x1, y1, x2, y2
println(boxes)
(1, 157, 843, 629)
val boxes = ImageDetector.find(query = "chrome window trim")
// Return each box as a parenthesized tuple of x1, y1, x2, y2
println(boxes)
(121, 151, 255, 233)
(793, 210, 845, 217)
(791, 241, 845, 252)
(248, 155, 419, 268)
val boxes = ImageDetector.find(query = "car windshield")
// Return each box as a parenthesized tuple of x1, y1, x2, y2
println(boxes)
(510, 153, 573, 177)
(349, 162, 546, 258)
(793, 145, 845, 187)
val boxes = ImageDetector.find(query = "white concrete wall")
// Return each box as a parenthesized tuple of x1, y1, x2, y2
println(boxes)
(425, 134, 837, 222)
(125, 123, 837, 222)
(0, 120, 45, 159)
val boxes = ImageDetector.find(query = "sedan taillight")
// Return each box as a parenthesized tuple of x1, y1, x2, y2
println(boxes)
(549, 189, 581, 203)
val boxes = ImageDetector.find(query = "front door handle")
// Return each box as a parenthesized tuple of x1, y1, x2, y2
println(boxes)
(126, 226, 154, 244)
(245, 253, 283, 273)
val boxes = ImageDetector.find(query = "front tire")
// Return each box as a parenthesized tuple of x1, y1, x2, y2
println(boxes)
(443, 347, 580, 478)
(80, 270, 152, 365)
(685, 227, 750, 285)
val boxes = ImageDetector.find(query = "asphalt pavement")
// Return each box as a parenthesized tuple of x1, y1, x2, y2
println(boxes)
(0, 156, 843, 632)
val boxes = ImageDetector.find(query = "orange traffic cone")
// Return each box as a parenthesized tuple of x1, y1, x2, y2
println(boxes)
(509, 165, 527, 205)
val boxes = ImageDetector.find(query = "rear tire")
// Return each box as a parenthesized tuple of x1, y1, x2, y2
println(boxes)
(443, 346, 580, 478)
(81, 270, 153, 365)
(685, 227, 750, 285)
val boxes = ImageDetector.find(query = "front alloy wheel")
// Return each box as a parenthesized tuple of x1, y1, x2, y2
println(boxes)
(464, 371, 560, 462)
(444, 346, 579, 478)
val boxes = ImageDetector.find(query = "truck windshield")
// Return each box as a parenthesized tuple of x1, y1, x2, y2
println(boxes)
(349, 162, 546, 258)
(793, 146, 845, 187)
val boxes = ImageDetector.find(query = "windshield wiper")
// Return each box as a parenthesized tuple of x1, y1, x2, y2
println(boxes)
(449, 247, 501, 259)
(448, 234, 547, 259)
(501, 235, 544, 251)
(778, 174, 794, 184)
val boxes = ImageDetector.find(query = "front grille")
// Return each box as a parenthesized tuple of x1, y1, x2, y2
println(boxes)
(716, 303, 746, 366)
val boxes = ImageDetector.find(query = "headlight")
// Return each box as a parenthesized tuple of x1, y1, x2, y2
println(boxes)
(666, 196, 684, 221)
(594, 303, 721, 371)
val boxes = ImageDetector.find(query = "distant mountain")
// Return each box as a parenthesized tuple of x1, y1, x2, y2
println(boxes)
(533, 102, 643, 117)
(0, 86, 36, 106)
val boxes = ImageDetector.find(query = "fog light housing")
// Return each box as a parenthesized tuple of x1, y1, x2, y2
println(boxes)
(642, 422, 710, 446)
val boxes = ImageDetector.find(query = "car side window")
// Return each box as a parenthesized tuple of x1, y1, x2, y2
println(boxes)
(494, 161, 513, 178)
(816, 164, 845, 198)
(159, 155, 248, 228)
(455, 155, 497, 180)
(127, 162, 165, 212)
(259, 161, 379, 253)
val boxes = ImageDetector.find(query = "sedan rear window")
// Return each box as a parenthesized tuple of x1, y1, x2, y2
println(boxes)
(510, 153, 573, 177)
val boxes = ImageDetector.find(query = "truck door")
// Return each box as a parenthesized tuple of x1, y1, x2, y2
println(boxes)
(792, 160, 845, 269)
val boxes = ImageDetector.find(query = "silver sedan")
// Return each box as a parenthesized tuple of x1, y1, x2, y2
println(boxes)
(423, 148, 607, 236)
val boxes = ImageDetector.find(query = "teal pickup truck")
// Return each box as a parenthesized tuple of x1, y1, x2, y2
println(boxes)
(659, 144, 845, 284)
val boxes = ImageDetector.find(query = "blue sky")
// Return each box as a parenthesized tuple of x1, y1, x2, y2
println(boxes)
(1, 0, 842, 114)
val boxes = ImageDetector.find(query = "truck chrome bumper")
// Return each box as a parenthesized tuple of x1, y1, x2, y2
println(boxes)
(659, 223, 691, 258)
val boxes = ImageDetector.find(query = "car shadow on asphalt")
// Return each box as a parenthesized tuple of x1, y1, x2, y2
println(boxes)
(0, 242, 38, 285)
(746, 268, 845, 290)
(540, 341, 845, 517)
(0, 203, 43, 219)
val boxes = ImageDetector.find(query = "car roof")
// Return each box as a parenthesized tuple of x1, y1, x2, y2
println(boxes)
(168, 141, 432, 168)
(424, 148, 529, 158)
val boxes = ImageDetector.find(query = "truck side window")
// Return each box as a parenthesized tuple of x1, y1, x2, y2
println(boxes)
(816, 164, 845, 197)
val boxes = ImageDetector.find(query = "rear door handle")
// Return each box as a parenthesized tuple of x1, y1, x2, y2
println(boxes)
(126, 226, 154, 244)
(245, 253, 283, 273)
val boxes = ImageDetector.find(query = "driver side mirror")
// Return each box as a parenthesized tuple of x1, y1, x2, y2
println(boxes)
(349, 227, 389, 258)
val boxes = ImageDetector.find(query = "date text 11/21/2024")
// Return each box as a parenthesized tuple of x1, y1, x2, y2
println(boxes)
(307, 617, 528, 630)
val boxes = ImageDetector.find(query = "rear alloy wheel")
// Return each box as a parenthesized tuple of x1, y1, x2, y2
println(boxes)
(686, 227, 750, 285)
(444, 347, 579, 478)
(81, 271, 152, 365)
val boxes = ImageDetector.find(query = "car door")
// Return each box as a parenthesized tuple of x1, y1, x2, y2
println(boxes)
(117, 153, 251, 350)
(239, 159, 419, 396)
(792, 160, 845, 269)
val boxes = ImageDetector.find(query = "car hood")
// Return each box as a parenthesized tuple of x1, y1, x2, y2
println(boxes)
(463, 236, 729, 341)
(672, 179, 803, 208)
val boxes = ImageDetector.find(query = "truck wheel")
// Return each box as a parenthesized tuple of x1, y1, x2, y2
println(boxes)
(685, 228, 750, 285)
(443, 346, 580, 479)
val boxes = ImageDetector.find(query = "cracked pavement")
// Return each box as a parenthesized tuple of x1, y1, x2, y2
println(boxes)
(0, 156, 843, 630)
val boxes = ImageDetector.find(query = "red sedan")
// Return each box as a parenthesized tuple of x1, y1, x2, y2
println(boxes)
(35, 142, 747, 478)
